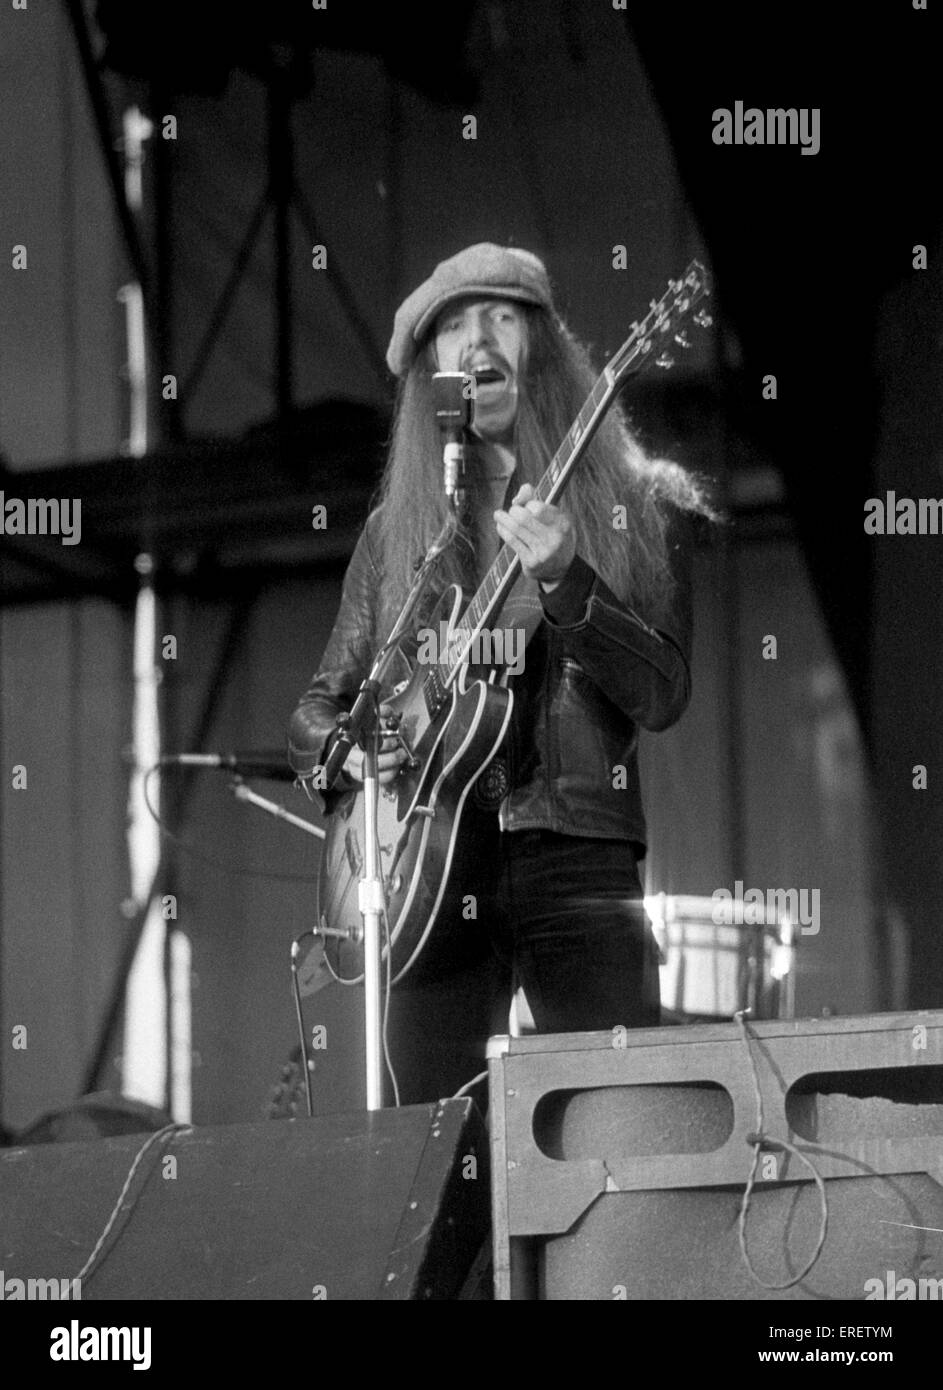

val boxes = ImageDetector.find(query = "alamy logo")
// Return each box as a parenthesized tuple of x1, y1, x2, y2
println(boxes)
(416, 621, 525, 677)
(50, 1320, 151, 1370)
(864, 493, 943, 534)
(712, 102, 821, 156)
(0, 493, 81, 545)
(0, 1270, 80, 1300)
(864, 1270, 943, 1300)
(712, 882, 820, 935)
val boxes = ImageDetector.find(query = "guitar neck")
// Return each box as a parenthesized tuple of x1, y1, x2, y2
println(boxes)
(441, 259, 709, 685)
(443, 370, 620, 684)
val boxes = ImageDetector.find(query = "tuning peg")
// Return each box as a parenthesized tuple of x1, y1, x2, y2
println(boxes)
(655, 352, 675, 369)
(694, 309, 713, 327)
(674, 331, 691, 348)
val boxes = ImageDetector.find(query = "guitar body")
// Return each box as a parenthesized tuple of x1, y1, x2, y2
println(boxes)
(318, 585, 513, 985)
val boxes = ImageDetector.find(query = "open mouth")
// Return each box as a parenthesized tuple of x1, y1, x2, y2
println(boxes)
(470, 366, 505, 385)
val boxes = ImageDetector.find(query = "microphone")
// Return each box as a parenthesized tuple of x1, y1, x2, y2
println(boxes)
(432, 371, 476, 505)
(160, 751, 295, 782)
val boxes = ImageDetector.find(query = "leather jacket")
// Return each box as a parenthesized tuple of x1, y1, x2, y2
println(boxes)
(287, 504, 694, 852)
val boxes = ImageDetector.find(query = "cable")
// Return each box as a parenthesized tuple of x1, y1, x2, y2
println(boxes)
(290, 933, 317, 1119)
(73, 1123, 189, 1288)
(143, 763, 317, 884)
(734, 1010, 829, 1290)
(381, 899, 400, 1109)
(451, 1070, 488, 1101)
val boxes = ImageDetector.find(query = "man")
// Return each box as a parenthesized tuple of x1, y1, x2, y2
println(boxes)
(288, 243, 716, 1105)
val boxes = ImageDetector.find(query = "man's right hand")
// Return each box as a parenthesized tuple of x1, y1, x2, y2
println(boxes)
(342, 701, 409, 785)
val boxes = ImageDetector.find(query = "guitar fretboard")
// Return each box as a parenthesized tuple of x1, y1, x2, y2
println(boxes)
(444, 373, 615, 681)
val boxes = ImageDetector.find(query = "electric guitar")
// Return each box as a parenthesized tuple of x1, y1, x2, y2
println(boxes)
(317, 262, 711, 984)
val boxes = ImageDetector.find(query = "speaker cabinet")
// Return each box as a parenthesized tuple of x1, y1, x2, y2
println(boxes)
(0, 1098, 488, 1300)
(487, 1011, 943, 1299)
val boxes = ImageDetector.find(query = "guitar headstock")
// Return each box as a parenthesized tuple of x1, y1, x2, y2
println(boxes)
(607, 260, 712, 388)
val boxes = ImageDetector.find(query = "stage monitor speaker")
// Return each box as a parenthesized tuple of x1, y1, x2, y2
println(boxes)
(0, 1098, 488, 1300)
(488, 1010, 943, 1299)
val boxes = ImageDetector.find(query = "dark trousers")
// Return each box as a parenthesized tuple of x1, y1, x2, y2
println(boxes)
(385, 830, 662, 1106)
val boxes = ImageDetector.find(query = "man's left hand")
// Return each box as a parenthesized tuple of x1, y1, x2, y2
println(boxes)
(494, 484, 576, 588)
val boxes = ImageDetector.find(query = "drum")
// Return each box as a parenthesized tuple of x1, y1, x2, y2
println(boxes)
(647, 894, 796, 1020)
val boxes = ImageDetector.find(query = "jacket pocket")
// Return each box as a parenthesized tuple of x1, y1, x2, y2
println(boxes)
(550, 657, 637, 793)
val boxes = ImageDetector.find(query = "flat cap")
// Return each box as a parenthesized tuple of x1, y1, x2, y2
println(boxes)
(386, 242, 553, 376)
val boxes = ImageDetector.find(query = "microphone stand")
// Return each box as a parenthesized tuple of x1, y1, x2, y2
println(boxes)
(228, 777, 326, 839)
(320, 494, 469, 1115)
(319, 375, 473, 1112)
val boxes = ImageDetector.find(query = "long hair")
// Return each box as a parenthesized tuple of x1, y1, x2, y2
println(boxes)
(374, 304, 719, 629)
